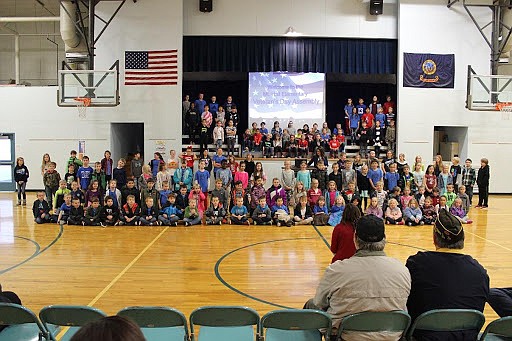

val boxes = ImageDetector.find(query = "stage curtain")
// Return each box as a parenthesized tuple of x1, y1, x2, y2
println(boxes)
(183, 36, 396, 74)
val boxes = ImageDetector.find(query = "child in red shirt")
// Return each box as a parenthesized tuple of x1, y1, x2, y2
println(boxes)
(361, 107, 375, 128)
(307, 179, 322, 208)
(253, 130, 263, 151)
(329, 137, 340, 159)
(298, 135, 309, 158)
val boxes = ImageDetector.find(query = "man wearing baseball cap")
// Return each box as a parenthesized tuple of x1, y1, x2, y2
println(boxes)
(305, 215, 411, 340)
(406, 209, 489, 340)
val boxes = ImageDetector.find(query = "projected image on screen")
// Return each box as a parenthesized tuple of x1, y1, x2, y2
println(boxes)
(248, 72, 325, 131)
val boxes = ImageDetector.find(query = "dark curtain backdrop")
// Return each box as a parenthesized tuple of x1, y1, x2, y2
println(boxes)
(183, 80, 396, 133)
(183, 36, 397, 74)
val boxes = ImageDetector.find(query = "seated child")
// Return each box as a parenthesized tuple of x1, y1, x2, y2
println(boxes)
(189, 183, 206, 215)
(415, 186, 426, 207)
(158, 193, 182, 226)
(54, 180, 71, 211)
(68, 197, 85, 225)
(84, 198, 102, 226)
(313, 196, 329, 226)
(421, 196, 437, 225)
(212, 179, 228, 210)
(404, 198, 423, 226)
(70, 181, 85, 205)
(105, 179, 121, 209)
(365, 196, 383, 219)
(32, 191, 51, 224)
(307, 179, 322, 208)
(230, 197, 249, 225)
(252, 196, 272, 225)
(205, 196, 227, 225)
(384, 198, 403, 225)
(294, 196, 313, 225)
(458, 185, 470, 212)
(101, 196, 119, 226)
(450, 197, 473, 224)
(184, 198, 202, 226)
(435, 195, 449, 213)
(139, 197, 158, 226)
(175, 185, 189, 212)
(120, 194, 140, 226)
(328, 195, 346, 226)
(271, 196, 293, 227)
(400, 187, 413, 210)
(445, 184, 457, 208)
(55, 193, 72, 224)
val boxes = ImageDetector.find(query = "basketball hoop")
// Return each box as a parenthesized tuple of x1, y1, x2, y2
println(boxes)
(496, 102, 512, 120)
(74, 97, 91, 119)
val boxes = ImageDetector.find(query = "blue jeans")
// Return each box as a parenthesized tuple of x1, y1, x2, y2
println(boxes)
(139, 216, 157, 225)
(45, 185, 56, 207)
(16, 181, 26, 201)
(158, 215, 180, 225)
(184, 216, 201, 225)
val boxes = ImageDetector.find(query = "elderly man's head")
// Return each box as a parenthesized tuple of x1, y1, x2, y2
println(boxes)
(354, 215, 386, 251)
(434, 209, 465, 249)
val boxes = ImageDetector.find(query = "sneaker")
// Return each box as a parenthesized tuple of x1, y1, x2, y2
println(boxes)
(407, 222, 412, 226)
(17, 201, 21, 206)
(118, 221, 124, 226)
(114, 221, 119, 226)
(286, 221, 293, 227)
(173, 222, 178, 226)
(397, 221, 404, 225)
(219, 221, 222, 226)
(185, 222, 190, 226)
(253, 221, 257, 225)
(23, 200, 26, 206)
(482, 205, 488, 209)
(466, 220, 473, 224)
(82, 221, 86, 226)
(100, 222, 106, 227)
(245, 220, 251, 225)
(420, 221, 425, 225)
(474, 205, 482, 209)
(276, 222, 281, 227)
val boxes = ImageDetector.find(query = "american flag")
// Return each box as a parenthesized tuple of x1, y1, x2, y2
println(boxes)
(124, 50, 178, 86)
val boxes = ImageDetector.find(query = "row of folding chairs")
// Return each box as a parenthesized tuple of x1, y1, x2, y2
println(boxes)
(0, 303, 511, 341)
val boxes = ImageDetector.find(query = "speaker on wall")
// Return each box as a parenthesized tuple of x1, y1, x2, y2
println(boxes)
(370, 0, 383, 15)
(200, 0, 213, 12)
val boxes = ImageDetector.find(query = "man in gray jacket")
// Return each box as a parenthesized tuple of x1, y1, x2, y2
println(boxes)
(305, 215, 411, 341)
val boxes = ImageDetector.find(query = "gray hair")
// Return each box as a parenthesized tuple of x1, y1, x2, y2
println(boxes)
(356, 237, 387, 252)
(434, 233, 464, 250)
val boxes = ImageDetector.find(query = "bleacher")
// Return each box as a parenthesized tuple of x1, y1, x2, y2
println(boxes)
(181, 135, 389, 160)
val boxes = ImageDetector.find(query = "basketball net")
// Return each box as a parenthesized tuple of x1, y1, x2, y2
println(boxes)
(496, 102, 512, 120)
(74, 97, 91, 119)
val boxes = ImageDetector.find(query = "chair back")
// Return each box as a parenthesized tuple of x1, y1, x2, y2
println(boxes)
(39, 305, 107, 327)
(407, 309, 485, 340)
(118, 306, 189, 341)
(189, 306, 259, 341)
(0, 303, 49, 340)
(337, 311, 410, 339)
(480, 316, 512, 340)
(261, 309, 332, 341)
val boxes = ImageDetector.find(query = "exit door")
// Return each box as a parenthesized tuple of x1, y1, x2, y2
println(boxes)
(0, 134, 15, 191)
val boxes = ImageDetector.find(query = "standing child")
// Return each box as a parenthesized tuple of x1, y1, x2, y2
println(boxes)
(189, 183, 206, 215)
(173, 160, 193, 192)
(70, 181, 85, 205)
(307, 179, 322, 209)
(291, 181, 307, 212)
(159, 180, 172, 208)
(105, 179, 122, 209)
(91, 162, 107, 194)
(149, 152, 164, 177)
(294, 196, 313, 225)
(53, 180, 71, 211)
(324, 180, 340, 212)
(450, 198, 473, 224)
(64, 164, 77, 189)
(458, 185, 470, 213)
(218, 160, 233, 205)
(184, 198, 202, 226)
(139, 197, 158, 226)
(225, 119, 237, 156)
(138, 164, 152, 191)
(356, 121, 372, 159)
(211, 179, 228, 210)
(158, 193, 182, 226)
(41, 153, 51, 177)
(67, 150, 83, 170)
(368, 160, 383, 195)
(365, 197, 383, 218)
(230, 197, 250, 225)
(348, 107, 360, 145)
(120, 195, 140, 226)
(400, 187, 413, 210)
(101, 150, 114, 182)
(213, 120, 225, 150)
(68, 197, 85, 225)
(43, 161, 61, 207)
(14, 157, 29, 206)
(384, 163, 400, 193)
(205, 196, 227, 225)
(130, 152, 143, 189)
(312, 161, 328, 192)
(121, 179, 140, 206)
(250, 177, 266, 213)
(385, 198, 403, 225)
(373, 181, 388, 212)
(156, 163, 171, 192)
(421, 197, 437, 225)
(252, 196, 272, 225)
(476, 158, 490, 209)
(400, 165, 416, 193)
(180, 147, 197, 172)
(329, 163, 343, 193)
(450, 157, 462, 192)
(385, 120, 396, 152)
(77, 156, 93, 192)
(235, 162, 249, 190)
(33, 191, 51, 224)
(423, 165, 437, 197)
(461, 158, 476, 205)
(113, 158, 127, 191)
(84, 198, 102, 226)
(296, 162, 311, 190)
(404, 198, 423, 226)
(85, 180, 102, 208)
(101, 196, 119, 226)
(194, 160, 210, 206)
(437, 164, 453, 196)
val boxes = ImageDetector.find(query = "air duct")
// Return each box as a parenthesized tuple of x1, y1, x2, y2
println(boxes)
(60, 1, 81, 49)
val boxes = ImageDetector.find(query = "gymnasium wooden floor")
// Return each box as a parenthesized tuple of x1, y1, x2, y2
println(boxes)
(1, 193, 511, 324)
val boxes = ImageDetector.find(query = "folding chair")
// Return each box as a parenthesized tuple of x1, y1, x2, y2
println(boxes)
(189, 306, 260, 341)
(39, 305, 107, 341)
(479, 316, 512, 340)
(118, 306, 189, 341)
(406, 309, 485, 341)
(337, 310, 411, 341)
(260, 309, 332, 341)
(0, 303, 51, 341)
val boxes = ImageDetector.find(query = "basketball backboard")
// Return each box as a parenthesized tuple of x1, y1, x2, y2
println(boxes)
(57, 67, 119, 107)
(467, 67, 512, 110)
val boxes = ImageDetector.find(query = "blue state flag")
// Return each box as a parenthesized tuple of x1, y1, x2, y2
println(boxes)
(403, 53, 455, 88)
